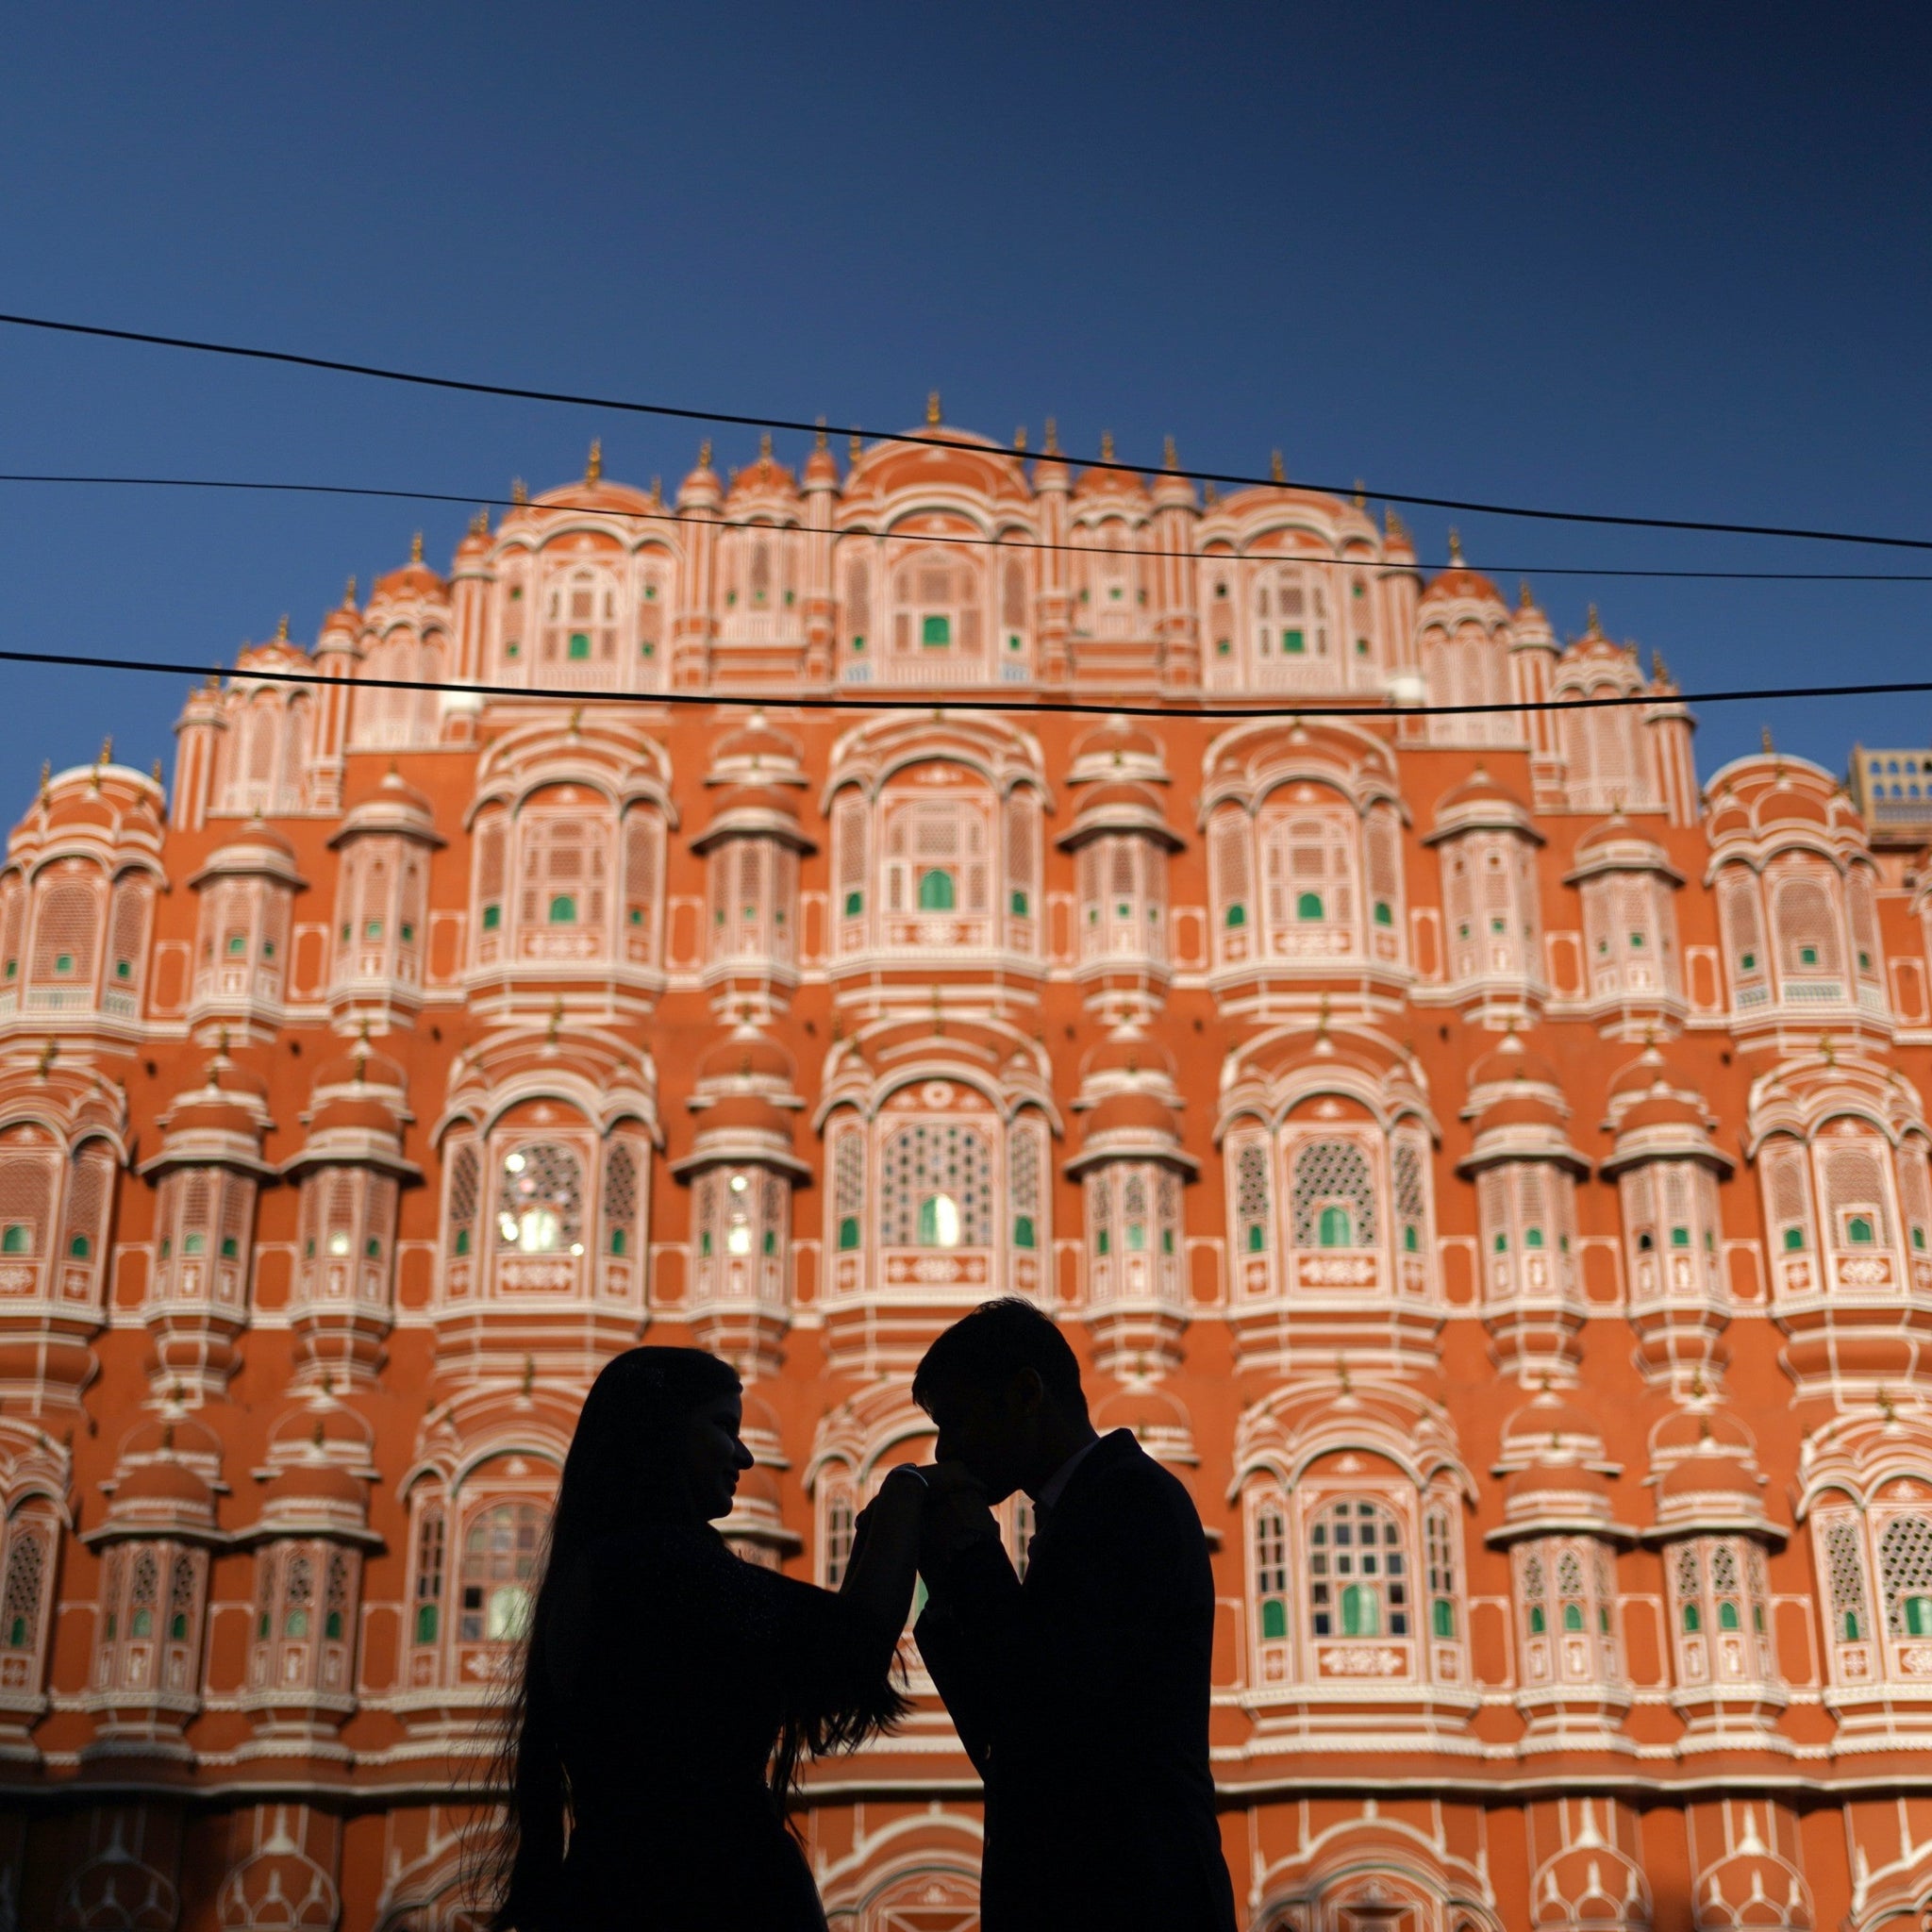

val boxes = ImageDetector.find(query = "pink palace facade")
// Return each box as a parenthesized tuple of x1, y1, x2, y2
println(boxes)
(6, 413, 1932, 1928)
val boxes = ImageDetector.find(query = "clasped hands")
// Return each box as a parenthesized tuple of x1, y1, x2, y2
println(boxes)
(854, 1459, 1001, 1576)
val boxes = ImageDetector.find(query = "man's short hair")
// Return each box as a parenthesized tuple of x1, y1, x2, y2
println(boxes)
(912, 1297, 1088, 1417)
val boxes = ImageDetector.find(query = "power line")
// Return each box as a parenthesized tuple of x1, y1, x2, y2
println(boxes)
(3, 307, 1928, 557)
(7, 471, 1932, 587)
(3, 641, 1927, 723)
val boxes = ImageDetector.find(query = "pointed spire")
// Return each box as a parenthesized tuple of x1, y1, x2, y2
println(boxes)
(849, 432, 863, 463)
(151, 758, 164, 784)
(1444, 528, 1463, 566)
(1099, 430, 1115, 463)
(1762, 724, 1775, 754)
(926, 390, 942, 427)
(1270, 449, 1286, 484)
(38, 760, 49, 807)
(470, 506, 490, 536)
(698, 438, 712, 470)
(758, 431, 772, 466)
(274, 614, 290, 642)
(510, 477, 528, 506)
(1385, 507, 1407, 541)
(99, 735, 113, 767)
(1012, 425, 1027, 453)
(1042, 417, 1060, 457)
(343, 575, 358, 606)
(408, 531, 424, 565)
(585, 438, 602, 484)
(814, 416, 828, 451)
(1163, 435, 1178, 471)
(649, 476, 662, 506)
(1585, 602, 1602, 636)
(1518, 580, 1534, 610)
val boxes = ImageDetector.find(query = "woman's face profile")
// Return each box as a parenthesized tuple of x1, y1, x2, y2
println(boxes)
(684, 1391, 755, 1520)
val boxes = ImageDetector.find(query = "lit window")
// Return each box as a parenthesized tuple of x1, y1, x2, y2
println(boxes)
(919, 1193, 962, 1248)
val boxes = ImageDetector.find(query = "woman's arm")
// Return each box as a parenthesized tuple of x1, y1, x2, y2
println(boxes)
(839, 1465, 928, 1659)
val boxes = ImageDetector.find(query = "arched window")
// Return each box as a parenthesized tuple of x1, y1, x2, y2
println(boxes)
(412, 1505, 446, 1647)
(474, 814, 508, 956)
(1234, 1141, 1273, 1258)
(1255, 1504, 1290, 1642)
(444, 1143, 479, 1263)
(831, 1127, 864, 1256)
(602, 1142, 640, 1259)
(1, 1521, 48, 1657)
(1880, 1513, 1932, 1643)
(1773, 874, 1842, 984)
(494, 1143, 584, 1257)
(822, 1478, 858, 1590)
(1307, 1498, 1408, 1640)
(880, 1122, 992, 1252)
(517, 811, 608, 955)
(1718, 871, 1769, 1007)
(833, 793, 869, 942)
(29, 877, 102, 1000)
(458, 1503, 545, 1644)
(1291, 1140, 1377, 1252)
(1259, 808, 1357, 959)
(621, 812, 661, 966)
(1209, 810, 1254, 958)
(1821, 1139, 1893, 1260)
(1821, 1511, 1872, 1645)
(1424, 1508, 1458, 1640)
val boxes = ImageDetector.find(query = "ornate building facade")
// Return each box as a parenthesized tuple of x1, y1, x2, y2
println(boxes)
(5, 416, 1932, 1929)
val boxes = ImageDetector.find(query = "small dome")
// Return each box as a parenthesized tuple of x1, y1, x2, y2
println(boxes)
(709, 714, 805, 775)
(1501, 1391, 1604, 1461)
(711, 782, 800, 822)
(1073, 716, 1164, 767)
(43, 791, 117, 834)
(1419, 565, 1507, 609)
(724, 445, 799, 499)
(1472, 1090, 1568, 1134)
(113, 1457, 215, 1512)
(1650, 1405, 1756, 1462)
(312, 1043, 408, 1094)
(118, 1410, 224, 1467)
(333, 768, 440, 843)
(260, 1459, 366, 1511)
(372, 559, 447, 602)
(1505, 1460, 1613, 1507)
(1468, 1030, 1564, 1094)
(694, 1031, 796, 1089)
(267, 1401, 373, 1459)
(1659, 1451, 1762, 1503)
(1083, 1091, 1181, 1141)
(1078, 1029, 1178, 1086)
(697, 1091, 795, 1141)
(1433, 764, 1533, 824)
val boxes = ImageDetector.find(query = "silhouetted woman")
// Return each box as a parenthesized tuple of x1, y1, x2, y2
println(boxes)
(487, 1346, 925, 1930)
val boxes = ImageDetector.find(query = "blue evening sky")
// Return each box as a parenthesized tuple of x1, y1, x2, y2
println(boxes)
(0, 4, 1926, 797)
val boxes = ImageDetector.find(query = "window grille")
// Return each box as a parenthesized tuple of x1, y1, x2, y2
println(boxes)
(0, 1155, 54, 1262)
(1765, 1144, 1813, 1251)
(844, 558, 871, 640)
(1001, 557, 1026, 629)
(496, 1142, 584, 1255)
(108, 881, 148, 994)
(603, 1142, 639, 1255)
(832, 1128, 865, 1249)
(1774, 876, 1841, 977)
(167, 1554, 196, 1644)
(1880, 1513, 1932, 1636)
(1291, 1139, 1377, 1249)
(1391, 1140, 1426, 1254)
(1009, 1125, 1041, 1249)
(1824, 1513, 1873, 1641)
(623, 814, 658, 958)
(1235, 1141, 1272, 1254)
(2, 1527, 45, 1651)
(824, 1486, 857, 1589)
(1719, 873, 1766, 985)
(1520, 1549, 1547, 1633)
(1899, 1142, 1932, 1252)
(31, 880, 100, 989)
(1424, 1508, 1458, 1638)
(1822, 1142, 1891, 1248)
(445, 1144, 479, 1256)
(1089, 1174, 1112, 1262)
(129, 1548, 159, 1640)
(880, 1123, 991, 1249)
(1255, 1505, 1290, 1641)
(1209, 811, 1251, 935)
(459, 1503, 546, 1643)
(1307, 1498, 1407, 1640)
(413, 1507, 446, 1644)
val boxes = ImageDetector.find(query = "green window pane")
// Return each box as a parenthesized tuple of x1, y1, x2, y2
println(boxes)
(1783, 1225, 1805, 1251)
(1225, 903, 1246, 928)
(225, 935, 245, 956)
(1013, 1215, 1036, 1250)
(699, 1230, 712, 1257)
(1844, 1610, 1862, 1641)
(325, 1610, 343, 1641)
(1562, 1603, 1584, 1632)
(548, 894, 577, 924)
(415, 1603, 439, 1644)
(366, 1238, 381, 1258)
(1374, 901, 1393, 926)
(69, 1234, 89, 1257)
(1799, 945, 1819, 966)
(609, 1228, 626, 1257)
(568, 633, 591, 660)
(1432, 1598, 1455, 1639)
(1317, 1205, 1353, 1248)
(55, 953, 74, 974)
(1281, 628, 1306, 655)
(762, 1228, 776, 1256)
(1161, 1227, 1174, 1255)
(922, 615, 952, 646)
(1848, 1215, 1875, 1245)
(1524, 1227, 1544, 1249)
(482, 904, 501, 930)
(285, 1609, 309, 1639)
(132, 1608, 153, 1638)
(1718, 1600, 1740, 1631)
(851, 635, 866, 653)
(221, 1237, 239, 1259)
(183, 1232, 205, 1254)
(1009, 890, 1029, 916)
(1126, 1222, 1146, 1252)
(115, 958, 131, 979)
(1740, 950, 1757, 970)
(0, 1226, 26, 1255)
(837, 1216, 860, 1252)
(1670, 1226, 1690, 1247)
(1403, 1224, 1420, 1254)
(1528, 1605, 1545, 1634)
(1097, 1226, 1110, 1256)
(454, 1228, 470, 1256)
(1681, 1603, 1701, 1633)
(1260, 1597, 1288, 1641)
(1246, 1224, 1265, 1253)
(917, 869, 956, 911)
(1296, 891, 1324, 921)
(1341, 1584, 1379, 1638)
(1908, 1596, 1932, 1637)
(5, 1615, 25, 1647)
(843, 891, 863, 917)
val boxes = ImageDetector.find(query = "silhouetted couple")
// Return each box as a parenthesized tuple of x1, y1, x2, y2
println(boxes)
(488, 1297, 1237, 1932)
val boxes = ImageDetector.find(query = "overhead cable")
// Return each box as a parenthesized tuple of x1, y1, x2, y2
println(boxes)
(2, 308, 1927, 555)
(6, 471, 1932, 585)
(2, 641, 1926, 722)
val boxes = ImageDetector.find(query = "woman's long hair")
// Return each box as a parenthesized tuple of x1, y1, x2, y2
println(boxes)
(485, 1345, 742, 1932)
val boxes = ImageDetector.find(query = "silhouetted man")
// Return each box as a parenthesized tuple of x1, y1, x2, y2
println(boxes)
(911, 1297, 1237, 1932)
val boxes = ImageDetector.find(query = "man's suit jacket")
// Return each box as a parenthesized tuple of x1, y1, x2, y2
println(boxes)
(914, 1428, 1238, 1932)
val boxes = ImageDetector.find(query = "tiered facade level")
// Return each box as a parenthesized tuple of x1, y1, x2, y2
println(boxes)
(10, 418, 1932, 1930)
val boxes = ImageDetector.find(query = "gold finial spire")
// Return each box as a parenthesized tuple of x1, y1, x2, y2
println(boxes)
(649, 475, 662, 506)
(926, 390, 942, 427)
(408, 531, 424, 565)
(470, 506, 489, 535)
(1163, 435, 1178, 471)
(521, 1354, 537, 1398)
(1652, 647, 1670, 685)
(1353, 479, 1366, 507)
(34, 1038, 57, 1079)
(1585, 602, 1601, 635)
(698, 439, 712, 469)
(586, 438, 602, 484)
(814, 416, 828, 451)
(275, 613, 289, 642)
(1270, 449, 1286, 485)
(758, 431, 772, 463)
(510, 477, 527, 506)
(99, 736, 112, 766)
(38, 760, 49, 805)
(1447, 527, 1463, 565)
(343, 575, 357, 606)
(1042, 417, 1060, 456)
(1099, 430, 1115, 462)
(1013, 425, 1027, 453)
(1518, 580, 1534, 609)
(1761, 724, 1775, 755)
(1203, 480, 1219, 508)
(151, 758, 163, 784)
(1385, 507, 1407, 541)
(849, 432, 862, 462)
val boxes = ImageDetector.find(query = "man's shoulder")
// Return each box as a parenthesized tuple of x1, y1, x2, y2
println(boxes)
(1067, 1431, 1205, 1536)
